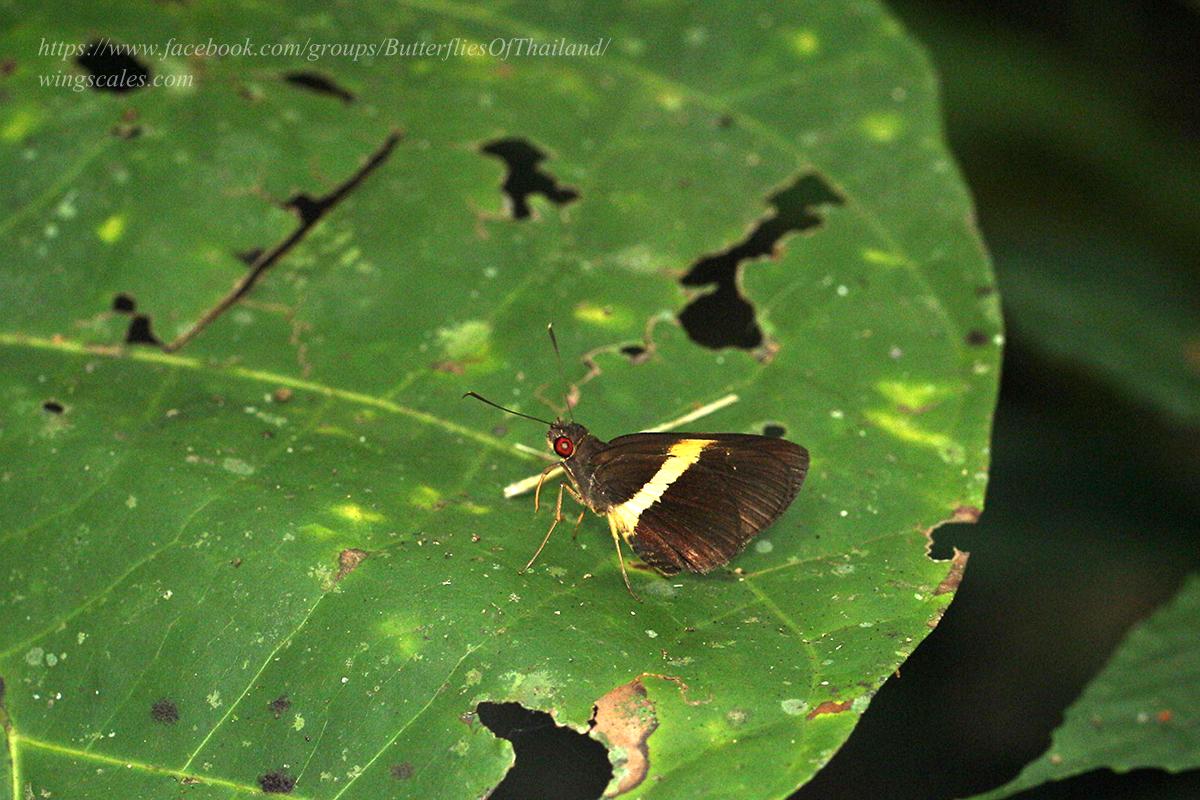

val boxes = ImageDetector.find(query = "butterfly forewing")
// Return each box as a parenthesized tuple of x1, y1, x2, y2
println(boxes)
(588, 433, 809, 574)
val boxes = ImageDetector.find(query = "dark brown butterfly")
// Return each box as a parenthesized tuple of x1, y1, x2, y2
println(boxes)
(465, 327, 808, 598)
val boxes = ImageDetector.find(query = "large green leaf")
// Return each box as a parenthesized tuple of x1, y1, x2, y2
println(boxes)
(970, 575, 1200, 799)
(0, 2, 997, 798)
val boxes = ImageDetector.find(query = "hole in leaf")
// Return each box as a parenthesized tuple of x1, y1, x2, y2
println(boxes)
(620, 344, 647, 361)
(283, 71, 355, 103)
(75, 40, 151, 94)
(678, 284, 761, 349)
(150, 698, 178, 724)
(678, 173, 844, 350)
(258, 770, 296, 794)
(285, 193, 325, 226)
(762, 423, 786, 438)
(480, 138, 579, 220)
(42, 400, 65, 414)
(112, 293, 136, 313)
(124, 314, 161, 346)
(477, 701, 611, 800)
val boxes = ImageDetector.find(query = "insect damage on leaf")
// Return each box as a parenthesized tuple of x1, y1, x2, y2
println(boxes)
(333, 548, 369, 584)
(678, 173, 844, 352)
(480, 137, 580, 220)
(283, 70, 355, 103)
(124, 314, 161, 346)
(933, 548, 970, 596)
(75, 39, 151, 95)
(807, 699, 853, 719)
(591, 678, 659, 796)
(477, 700, 612, 799)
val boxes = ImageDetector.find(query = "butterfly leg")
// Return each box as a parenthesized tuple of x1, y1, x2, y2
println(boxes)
(521, 482, 565, 573)
(607, 515, 642, 602)
(532, 462, 561, 514)
(561, 483, 587, 539)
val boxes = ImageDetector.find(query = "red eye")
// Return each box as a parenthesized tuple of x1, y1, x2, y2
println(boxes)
(554, 436, 574, 457)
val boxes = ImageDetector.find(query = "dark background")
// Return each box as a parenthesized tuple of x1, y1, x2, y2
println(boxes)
(485, 1, 1200, 797)
(801, 0, 1200, 797)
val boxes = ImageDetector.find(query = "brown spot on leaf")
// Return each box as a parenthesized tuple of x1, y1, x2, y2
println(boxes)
(390, 762, 414, 780)
(933, 548, 970, 596)
(952, 505, 981, 523)
(638, 672, 709, 705)
(431, 360, 467, 375)
(150, 698, 179, 724)
(1157, 709, 1174, 723)
(965, 329, 989, 346)
(268, 694, 291, 719)
(272, 387, 293, 403)
(591, 679, 658, 796)
(258, 770, 296, 794)
(334, 548, 368, 584)
(806, 699, 852, 719)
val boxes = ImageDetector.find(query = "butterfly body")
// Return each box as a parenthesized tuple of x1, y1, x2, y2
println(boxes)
(547, 421, 809, 576)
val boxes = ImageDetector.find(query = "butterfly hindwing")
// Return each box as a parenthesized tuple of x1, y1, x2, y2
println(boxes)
(587, 433, 809, 574)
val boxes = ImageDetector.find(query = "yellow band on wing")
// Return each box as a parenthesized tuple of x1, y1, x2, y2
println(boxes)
(608, 439, 713, 539)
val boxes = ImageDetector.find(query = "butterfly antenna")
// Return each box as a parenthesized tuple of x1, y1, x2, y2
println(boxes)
(462, 392, 553, 426)
(547, 323, 574, 421)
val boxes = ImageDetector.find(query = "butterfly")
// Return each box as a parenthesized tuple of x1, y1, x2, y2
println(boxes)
(466, 327, 808, 598)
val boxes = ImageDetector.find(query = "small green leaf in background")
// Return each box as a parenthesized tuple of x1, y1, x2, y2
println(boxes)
(0, 2, 998, 798)
(971, 575, 1200, 799)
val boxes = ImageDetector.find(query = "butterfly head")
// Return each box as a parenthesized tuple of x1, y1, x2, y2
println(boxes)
(548, 420, 588, 460)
